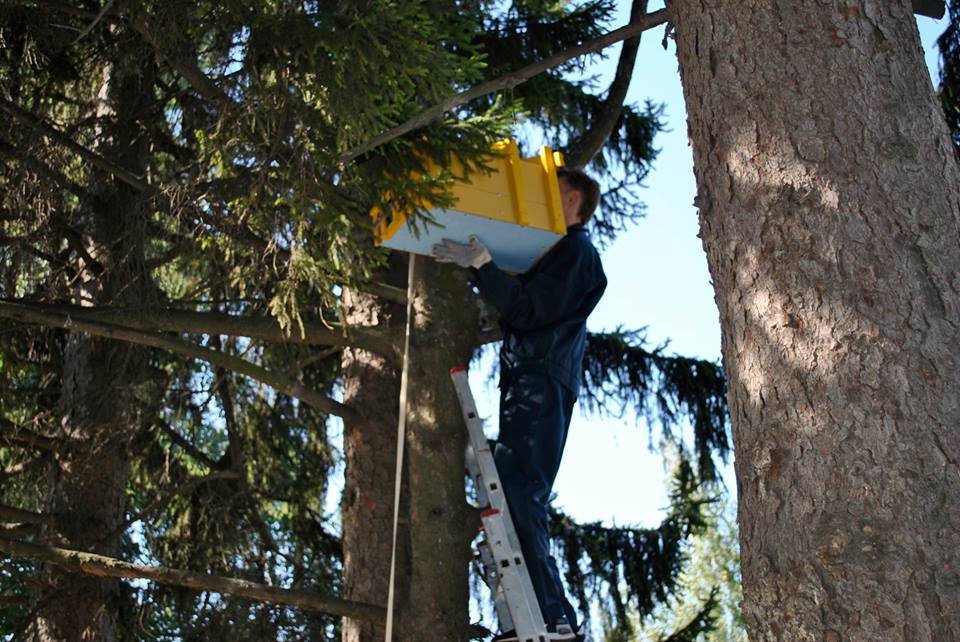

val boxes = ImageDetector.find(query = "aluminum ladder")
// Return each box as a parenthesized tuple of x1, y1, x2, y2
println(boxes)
(450, 367, 549, 642)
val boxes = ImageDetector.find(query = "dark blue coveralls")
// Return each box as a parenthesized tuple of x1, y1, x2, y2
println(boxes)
(473, 224, 607, 631)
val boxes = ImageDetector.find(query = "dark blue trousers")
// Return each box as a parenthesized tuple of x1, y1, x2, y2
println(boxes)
(494, 372, 578, 630)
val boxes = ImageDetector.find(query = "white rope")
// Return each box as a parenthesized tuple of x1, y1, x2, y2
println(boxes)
(384, 253, 415, 642)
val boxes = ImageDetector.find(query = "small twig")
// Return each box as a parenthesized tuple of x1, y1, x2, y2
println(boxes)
(70, 0, 117, 45)
(286, 346, 342, 378)
(97, 470, 241, 546)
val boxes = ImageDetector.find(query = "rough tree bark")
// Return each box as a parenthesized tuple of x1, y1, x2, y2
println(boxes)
(340, 255, 481, 641)
(32, 57, 157, 641)
(399, 258, 479, 641)
(672, 1, 960, 640)
(341, 257, 410, 642)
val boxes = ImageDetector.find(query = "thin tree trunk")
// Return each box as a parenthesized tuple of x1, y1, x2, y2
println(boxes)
(673, 1, 960, 640)
(32, 55, 156, 642)
(340, 258, 410, 642)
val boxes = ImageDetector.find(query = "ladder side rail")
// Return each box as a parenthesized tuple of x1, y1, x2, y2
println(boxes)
(465, 445, 490, 508)
(478, 539, 515, 633)
(452, 368, 548, 640)
(452, 370, 535, 562)
(482, 510, 548, 641)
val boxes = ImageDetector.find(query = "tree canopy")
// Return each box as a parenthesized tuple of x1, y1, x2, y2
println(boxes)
(0, 1, 734, 640)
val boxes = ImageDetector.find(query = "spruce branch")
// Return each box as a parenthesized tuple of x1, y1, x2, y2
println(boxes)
(581, 329, 730, 482)
(153, 418, 221, 470)
(0, 138, 85, 197)
(0, 300, 397, 361)
(98, 470, 242, 546)
(126, 11, 234, 107)
(659, 587, 720, 642)
(0, 301, 361, 424)
(550, 461, 712, 627)
(0, 98, 149, 192)
(0, 536, 386, 621)
(338, 8, 668, 164)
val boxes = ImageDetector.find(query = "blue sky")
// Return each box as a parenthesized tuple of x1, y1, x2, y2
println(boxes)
(467, 3, 954, 529)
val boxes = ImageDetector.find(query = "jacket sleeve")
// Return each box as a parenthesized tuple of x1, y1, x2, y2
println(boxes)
(473, 238, 599, 332)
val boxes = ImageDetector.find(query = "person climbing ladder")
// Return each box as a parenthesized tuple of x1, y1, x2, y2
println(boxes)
(432, 167, 607, 642)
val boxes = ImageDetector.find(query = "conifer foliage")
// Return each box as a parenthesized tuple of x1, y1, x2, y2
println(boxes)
(0, 1, 731, 640)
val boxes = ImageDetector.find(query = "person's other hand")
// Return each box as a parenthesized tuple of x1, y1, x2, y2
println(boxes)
(430, 235, 492, 269)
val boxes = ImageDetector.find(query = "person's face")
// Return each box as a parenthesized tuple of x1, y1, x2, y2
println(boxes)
(558, 177, 583, 227)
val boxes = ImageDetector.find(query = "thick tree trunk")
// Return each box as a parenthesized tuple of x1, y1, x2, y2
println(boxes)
(341, 256, 481, 641)
(32, 59, 155, 641)
(399, 258, 479, 641)
(673, 1, 960, 640)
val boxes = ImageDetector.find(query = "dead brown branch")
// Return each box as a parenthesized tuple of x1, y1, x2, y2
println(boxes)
(0, 537, 386, 622)
(0, 301, 362, 424)
(0, 417, 60, 452)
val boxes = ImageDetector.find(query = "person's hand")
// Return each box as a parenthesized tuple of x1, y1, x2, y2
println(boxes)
(430, 236, 492, 269)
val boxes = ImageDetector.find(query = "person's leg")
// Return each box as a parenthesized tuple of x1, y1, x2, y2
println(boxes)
(494, 374, 575, 629)
(543, 382, 579, 632)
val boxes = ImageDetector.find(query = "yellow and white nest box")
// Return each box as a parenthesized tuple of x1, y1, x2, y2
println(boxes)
(373, 140, 567, 273)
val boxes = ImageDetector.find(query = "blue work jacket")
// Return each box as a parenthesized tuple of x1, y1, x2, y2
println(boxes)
(474, 224, 607, 393)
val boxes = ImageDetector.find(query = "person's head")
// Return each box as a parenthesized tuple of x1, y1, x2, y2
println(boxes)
(557, 166, 600, 227)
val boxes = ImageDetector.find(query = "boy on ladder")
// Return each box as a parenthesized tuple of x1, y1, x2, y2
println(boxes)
(432, 167, 607, 642)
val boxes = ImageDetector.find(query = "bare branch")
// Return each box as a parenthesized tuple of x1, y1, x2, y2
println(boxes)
(363, 282, 408, 305)
(153, 419, 220, 469)
(0, 417, 60, 452)
(565, 0, 648, 167)
(0, 536, 386, 622)
(0, 98, 149, 192)
(126, 12, 234, 106)
(338, 8, 668, 164)
(0, 301, 362, 424)
(286, 346, 342, 378)
(0, 505, 54, 526)
(1, 300, 396, 360)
